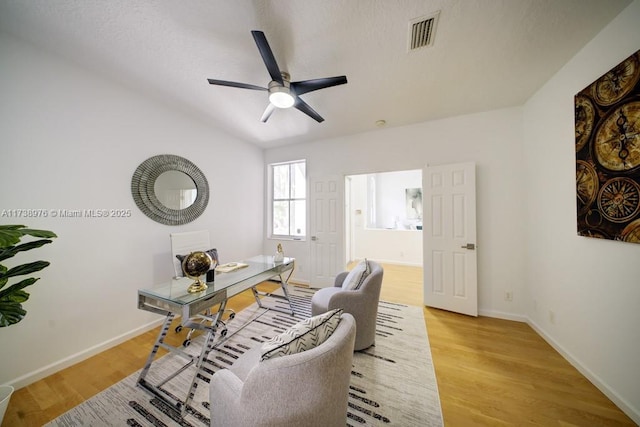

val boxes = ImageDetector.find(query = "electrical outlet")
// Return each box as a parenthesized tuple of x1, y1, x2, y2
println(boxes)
(504, 291, 513, 301)
(549, 310, 555, 325)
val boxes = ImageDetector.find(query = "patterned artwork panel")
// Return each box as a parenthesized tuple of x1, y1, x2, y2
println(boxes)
(575, 49, 640, 243)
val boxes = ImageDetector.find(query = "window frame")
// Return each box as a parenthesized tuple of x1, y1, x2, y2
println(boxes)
(269, 159, 307, 240)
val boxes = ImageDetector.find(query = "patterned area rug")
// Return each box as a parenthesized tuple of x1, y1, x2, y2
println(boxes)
(46, 287, 442, 426)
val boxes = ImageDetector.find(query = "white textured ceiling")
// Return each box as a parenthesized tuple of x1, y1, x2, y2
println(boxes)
(0, 0, 632, 148)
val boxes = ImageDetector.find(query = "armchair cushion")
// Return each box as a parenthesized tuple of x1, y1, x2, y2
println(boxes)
(260, 308, 343, 361)
(341, 259, 371, 290)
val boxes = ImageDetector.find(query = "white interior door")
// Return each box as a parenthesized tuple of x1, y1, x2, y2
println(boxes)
(344, 176, 354, 264)
(423, 162, 478, 316)
(309, 176, 343, 288)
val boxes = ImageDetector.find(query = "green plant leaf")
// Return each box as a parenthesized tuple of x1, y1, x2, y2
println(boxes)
(0, 261, 50, 281)
(0, 229, 23, 247)
(0, 301, 27, 327)
(0, 239, 54, 262)
(0, 226, 57, 248)
(0, 277, 38, 297)
(2, 289, 30, 303)
(21, 229, 58, 239)
(0, 225, 55, 327)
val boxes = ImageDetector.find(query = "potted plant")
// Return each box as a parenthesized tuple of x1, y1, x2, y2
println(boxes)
(0, 224, 57, 423)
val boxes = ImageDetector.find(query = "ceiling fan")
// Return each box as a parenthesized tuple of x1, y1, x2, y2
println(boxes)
(207, 30, 348, 123)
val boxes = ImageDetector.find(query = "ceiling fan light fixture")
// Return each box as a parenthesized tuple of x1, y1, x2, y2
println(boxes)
(208, 32, 347, 122)
(269, 86, 295, 108)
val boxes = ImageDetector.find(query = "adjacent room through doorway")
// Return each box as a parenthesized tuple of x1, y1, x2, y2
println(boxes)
(344, 169, 423, 267)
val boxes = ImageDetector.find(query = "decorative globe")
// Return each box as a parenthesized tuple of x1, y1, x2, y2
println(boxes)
(182, 251, 212, 293)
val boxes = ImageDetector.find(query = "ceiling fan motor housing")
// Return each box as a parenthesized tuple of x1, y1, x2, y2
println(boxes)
(268, 72, 294, 108)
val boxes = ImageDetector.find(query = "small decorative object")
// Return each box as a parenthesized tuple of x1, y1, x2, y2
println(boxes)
(206, 248, 219, 283)
(181, 251, 212, 293)
(206, 267, 216, 283)
(274, 243, 284, 263)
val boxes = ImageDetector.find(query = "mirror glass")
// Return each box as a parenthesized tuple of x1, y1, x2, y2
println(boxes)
(154, 170, 197, 210)
(131, 154, 209, 226)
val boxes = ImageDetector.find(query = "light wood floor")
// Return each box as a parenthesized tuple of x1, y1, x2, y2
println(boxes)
(3, 264, 635, 426)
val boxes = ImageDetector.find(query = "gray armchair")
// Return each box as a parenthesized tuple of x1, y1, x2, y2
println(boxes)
(209, 313, 356, 427)
(311, 260, 383, 350)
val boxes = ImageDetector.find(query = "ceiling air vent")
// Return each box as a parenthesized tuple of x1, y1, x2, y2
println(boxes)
(408, 12, 440, 51)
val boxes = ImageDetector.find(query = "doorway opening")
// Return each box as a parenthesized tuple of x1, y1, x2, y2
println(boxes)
(345, 169, 423, 267)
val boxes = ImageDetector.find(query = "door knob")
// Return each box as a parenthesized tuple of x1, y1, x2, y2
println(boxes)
(461, 243, 475, 250)
(311, 236, 318, 241)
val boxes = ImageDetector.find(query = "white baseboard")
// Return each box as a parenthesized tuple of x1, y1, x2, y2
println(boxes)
(527, 318, 640, 425)
(6, 319, 164, 390)
(478, 308, 527, 323)
(351, 258, 422, 267)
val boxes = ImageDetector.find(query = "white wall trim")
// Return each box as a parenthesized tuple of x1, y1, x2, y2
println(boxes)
(370, 259, 423, 267)
(478, 309, 527, 323)
(347, 257, 422, 268)
(527, 319, 640, 425)
(3, 319, 164, 390)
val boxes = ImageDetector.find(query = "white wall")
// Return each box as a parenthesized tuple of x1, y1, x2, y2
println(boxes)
(265, 106, 527, 320)
(352, 228, 422, 266)
(0, 33, 264, 387)
(522, 1, 640, 422)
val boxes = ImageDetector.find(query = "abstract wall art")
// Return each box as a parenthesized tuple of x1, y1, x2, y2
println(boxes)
(406, 188, 423, 219)
(575, 49, 640, 243)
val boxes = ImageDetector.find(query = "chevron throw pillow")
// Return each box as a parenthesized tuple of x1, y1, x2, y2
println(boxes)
(260, 309, 343, 361)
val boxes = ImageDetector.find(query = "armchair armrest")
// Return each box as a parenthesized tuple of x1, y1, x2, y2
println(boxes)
(327, 289, 371, 311)
(334, 271, 349, 287)
(210, 369, 243, 414)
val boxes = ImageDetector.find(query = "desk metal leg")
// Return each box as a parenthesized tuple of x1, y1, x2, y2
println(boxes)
(182, 298, 227, 412)
(251, 273, 295, 315)
(137, 303, 226, 416)
(279, 274, 294, 308)
(137, 312, 175, 387)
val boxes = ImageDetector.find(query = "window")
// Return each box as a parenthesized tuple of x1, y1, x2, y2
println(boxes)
(271, 160, 306, 238)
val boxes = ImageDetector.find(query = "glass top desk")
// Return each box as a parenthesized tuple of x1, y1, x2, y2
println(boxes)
(136, 255, 295, 415)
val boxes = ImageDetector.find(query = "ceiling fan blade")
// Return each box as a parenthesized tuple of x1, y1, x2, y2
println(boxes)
(251, 30, 283, 84)
(207, 79, 267, 91)
(261, 103, 276, 123)
(294, 98, 324, 123)
(291, 76, 348, 96)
